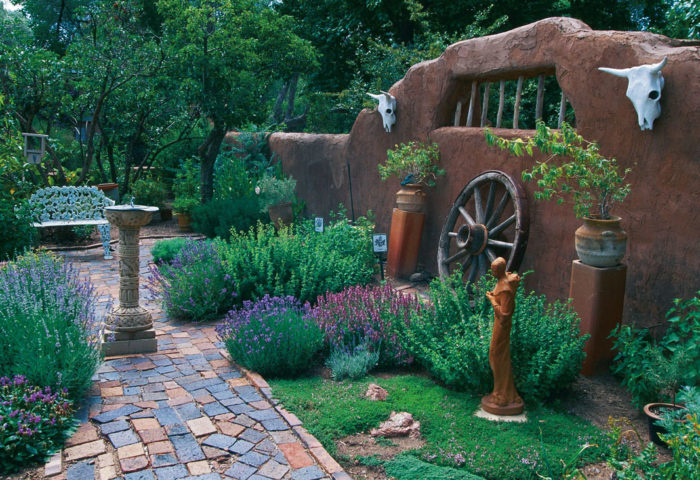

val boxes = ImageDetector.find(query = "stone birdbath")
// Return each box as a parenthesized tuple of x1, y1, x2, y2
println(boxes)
(102, 202, 159, 356)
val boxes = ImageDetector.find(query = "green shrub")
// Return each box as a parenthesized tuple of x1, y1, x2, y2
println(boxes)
(222, 212, 375, 305)
(216, 295, 322, 377)
(255, 174, 297, 212)
(0, 375, 75, 474)
(191, 196, 266, 240)
(130, 176, 167, 209)
(151, 237, 189, 264)
(0, 200, 35, 260)
(173, 157, 200, 215)
(385, 454, 486, 480)
(610, 292, 699, 408)
(401, 273, 587, 402)
(0, 252, 102, 402)
(326, 343, 380, 381)
(147, 239, 237, 322)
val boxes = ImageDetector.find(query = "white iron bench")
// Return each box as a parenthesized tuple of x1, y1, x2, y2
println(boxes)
(29, 186, 115, 259)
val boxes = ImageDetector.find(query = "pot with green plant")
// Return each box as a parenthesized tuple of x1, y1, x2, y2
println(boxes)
(256, 174, 296, 226)
(130, 176, 169, 222)
(486, 121, 631, 267)
(379, 141, 445, 213)
(173, 158, 200, 231)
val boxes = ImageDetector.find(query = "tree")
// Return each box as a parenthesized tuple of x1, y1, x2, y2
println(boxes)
(12, 0, 95, 54)
(158, 0, 317, 202)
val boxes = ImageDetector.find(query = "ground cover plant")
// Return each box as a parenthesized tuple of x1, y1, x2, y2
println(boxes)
(221, 212, 375, 305)
(0, 251, 101, 402)
(217, 295, 322, 377)
(400, 272, 587, 402)
(150, 237, 191, 265)
(314, 284, 421, 368)
(0, 375, 74, 474)
(148, 239, 237, 322)
(270, 375, 606, 479)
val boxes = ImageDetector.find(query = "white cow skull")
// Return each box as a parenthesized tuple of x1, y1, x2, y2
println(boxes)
(599, 57, 667, 131)
(367, 91, 396, 133)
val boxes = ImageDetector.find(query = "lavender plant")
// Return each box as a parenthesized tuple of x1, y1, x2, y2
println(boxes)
(313, 284, 420, 367)
(216, 295, 323, 377)
(148, 239, 237, 322)
(0, 252, 101, 402)
(0, 375, 74, 474)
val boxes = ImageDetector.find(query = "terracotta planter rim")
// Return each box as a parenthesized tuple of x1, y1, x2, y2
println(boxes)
(97, 182, 119, 189)
(582, 215, 622, 223)
(643, 402, 686, 420)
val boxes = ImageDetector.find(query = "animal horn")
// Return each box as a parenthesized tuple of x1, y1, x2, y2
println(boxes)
(598, 66, 631, 78)
(367, 92, 382, 101)
(650, 57, 667, 73)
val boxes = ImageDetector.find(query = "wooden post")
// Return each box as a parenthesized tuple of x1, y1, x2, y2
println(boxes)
(513, 76, 523, 129)
(454, 99, 464, 126)
(466, 81, 478, 127)
(496, 80, 505, 128)
(480, 82, 490, 127)
(558, 91, 567, 128)
(535, 74, 545, 120)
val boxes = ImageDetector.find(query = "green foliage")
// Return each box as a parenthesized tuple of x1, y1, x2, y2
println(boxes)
(173, 157, 200, 214)
(610, 292, 700, 408)
(401, 272, 586, 402)
(255, 174, 297, 212)
(228, 132, 278, 179)
(270, 375, 606, 479)
(0, 376, 75, 474)
(150, 237, 189, 264)
(130, 176, 167, 209)
(659, 0, 699, 39)
(217, 295, 323, 377)
(214, 150, 255, 200)
(485, 121, 631, 219)
(71, 224, 95, 242)
(221, 213, 375, 305)
(326, 343, 380, 381)
(385, 454, 486, 480)
(191, 196, 265, 240)
(0, 252, 102, 402)
(379, 141, 445, 187)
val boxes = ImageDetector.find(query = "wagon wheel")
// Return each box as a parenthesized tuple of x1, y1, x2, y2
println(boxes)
(438, 170, 529, 284)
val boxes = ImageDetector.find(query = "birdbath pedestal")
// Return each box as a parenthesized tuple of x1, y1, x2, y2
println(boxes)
(102, 204, 159, 356)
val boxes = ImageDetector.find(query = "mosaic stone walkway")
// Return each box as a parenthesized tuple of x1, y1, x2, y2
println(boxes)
(44, 238, 349, 480)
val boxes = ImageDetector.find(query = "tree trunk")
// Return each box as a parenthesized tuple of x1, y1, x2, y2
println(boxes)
(285, 73, 299, 120)
(198, 123, 226, 203)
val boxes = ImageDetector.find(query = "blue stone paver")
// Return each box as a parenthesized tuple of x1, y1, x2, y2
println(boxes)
(66, 461, 95, 480)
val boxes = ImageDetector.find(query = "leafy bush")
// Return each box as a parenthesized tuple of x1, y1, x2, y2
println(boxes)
(313, 284, 420, 367)
(610, 292, 699, 408)
(216, 295, 322, 377)
(191, 196, 266, 240)
(255, 174, 297, 212)
(401, 273, 587, 402)
(0, 200, 35, 260)
(214, 149, 256, 199)
(173, 157, 200, 214)
(222, 213, 375, 305)
(0, 252, 102, 401)
(148, 239, 237, 322)
(130, 176, 167, 209)
(151, 237, 189, 264)
(326, 343, 380, 381)
(0, 375, 74, 474)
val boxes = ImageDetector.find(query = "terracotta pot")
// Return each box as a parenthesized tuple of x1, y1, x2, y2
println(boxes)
(574, 216, 627, 267)
(268, 202, 293, 226)
(643, 402, 686, 446)
(96, 182, 119, 202)
(395, 184, 426, 213)
(176, 212, 192, 231)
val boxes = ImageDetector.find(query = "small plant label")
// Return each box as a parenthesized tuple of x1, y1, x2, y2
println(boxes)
(373, 234, 388, 253)
(314, 217, 324, 232)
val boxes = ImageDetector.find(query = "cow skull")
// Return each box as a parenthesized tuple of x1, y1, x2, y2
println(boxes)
(599, 57, 667, 131)
(367, 91, 396, 133)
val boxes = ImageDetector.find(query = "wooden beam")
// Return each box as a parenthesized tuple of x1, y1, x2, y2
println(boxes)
(536, 74, 545, 120)
(496, 80, 505, 128)
(466, 81, 477, 127)
(513, 76, 523, 129)
(480, 82, 490, 127)
(454, 99, 464, 126)
(559, 91, 567, 128)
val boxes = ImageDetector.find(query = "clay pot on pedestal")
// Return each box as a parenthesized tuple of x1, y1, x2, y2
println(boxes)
(97, 182, 119, 202)
(574, 216, 627, 267)
(176, 212, 192, 231)
(268, 202, 293, 226)
(643, 402, 686, 446)
(395, 184, 427, 213)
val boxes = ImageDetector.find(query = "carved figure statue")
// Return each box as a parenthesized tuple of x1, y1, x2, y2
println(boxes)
(481, 257, 524, 416)
(367, 91, 396, 133)
(599, 57, 667, 131)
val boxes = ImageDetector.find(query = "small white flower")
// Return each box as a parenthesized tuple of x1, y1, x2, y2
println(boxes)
(255, 186, 261, 195)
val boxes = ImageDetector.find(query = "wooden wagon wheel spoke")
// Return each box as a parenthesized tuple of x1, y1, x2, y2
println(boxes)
(438, 170, 529, 285)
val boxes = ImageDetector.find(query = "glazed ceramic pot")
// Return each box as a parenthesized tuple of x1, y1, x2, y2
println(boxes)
(574, 216, 627, 267)
(395, 184, 426, 213)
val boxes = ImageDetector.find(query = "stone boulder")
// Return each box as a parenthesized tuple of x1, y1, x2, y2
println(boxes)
(365, 383, 388, 401)
(370, 411, 421, 439)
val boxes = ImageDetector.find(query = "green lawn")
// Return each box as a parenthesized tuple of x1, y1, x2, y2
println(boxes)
(270, 375, 607, 480)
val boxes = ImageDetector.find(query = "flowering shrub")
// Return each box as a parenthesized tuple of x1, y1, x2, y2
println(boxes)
(217, 296, 323, 377)
(314, 284, 420, 367)
(0, 375, 74, 474)
(148, 239, 237, 322)
(0, 252, 101, 402)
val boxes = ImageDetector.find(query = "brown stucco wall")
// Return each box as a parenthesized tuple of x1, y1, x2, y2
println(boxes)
(264, 17, 700, 329)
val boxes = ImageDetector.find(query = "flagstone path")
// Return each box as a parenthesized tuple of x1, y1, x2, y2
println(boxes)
(45, 238, 349, 480)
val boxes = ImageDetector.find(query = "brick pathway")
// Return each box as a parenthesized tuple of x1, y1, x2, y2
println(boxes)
(45, 238, 349, 480)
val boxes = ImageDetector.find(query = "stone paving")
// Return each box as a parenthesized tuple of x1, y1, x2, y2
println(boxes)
(44, 238, 349, 480)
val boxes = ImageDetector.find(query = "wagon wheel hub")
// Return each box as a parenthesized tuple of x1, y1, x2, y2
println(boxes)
(456, 223, 488, 254)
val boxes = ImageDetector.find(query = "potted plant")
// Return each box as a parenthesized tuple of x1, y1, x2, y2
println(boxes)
(485, 121, 631, 267)
(130, 176, 170, 222)
(378, 141, 445, 213)
(173, 158, 200, 231)
(256, 174, 296, 226)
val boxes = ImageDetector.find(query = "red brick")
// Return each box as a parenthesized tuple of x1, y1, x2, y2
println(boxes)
(279, 443, 314, 469)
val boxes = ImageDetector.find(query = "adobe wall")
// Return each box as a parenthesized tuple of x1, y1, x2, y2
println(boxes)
(263, 18, 700, 329)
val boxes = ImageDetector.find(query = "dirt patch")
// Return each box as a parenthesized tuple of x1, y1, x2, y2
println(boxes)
(336, 433, 426, 480)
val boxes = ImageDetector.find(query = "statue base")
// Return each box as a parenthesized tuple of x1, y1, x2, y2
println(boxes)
(480, 394, 524, 416)
(101, 326, 157, 357)
(475, 407, 527, 423)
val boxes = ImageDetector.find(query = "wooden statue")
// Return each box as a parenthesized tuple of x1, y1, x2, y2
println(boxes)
(481, 257, 524, 415)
